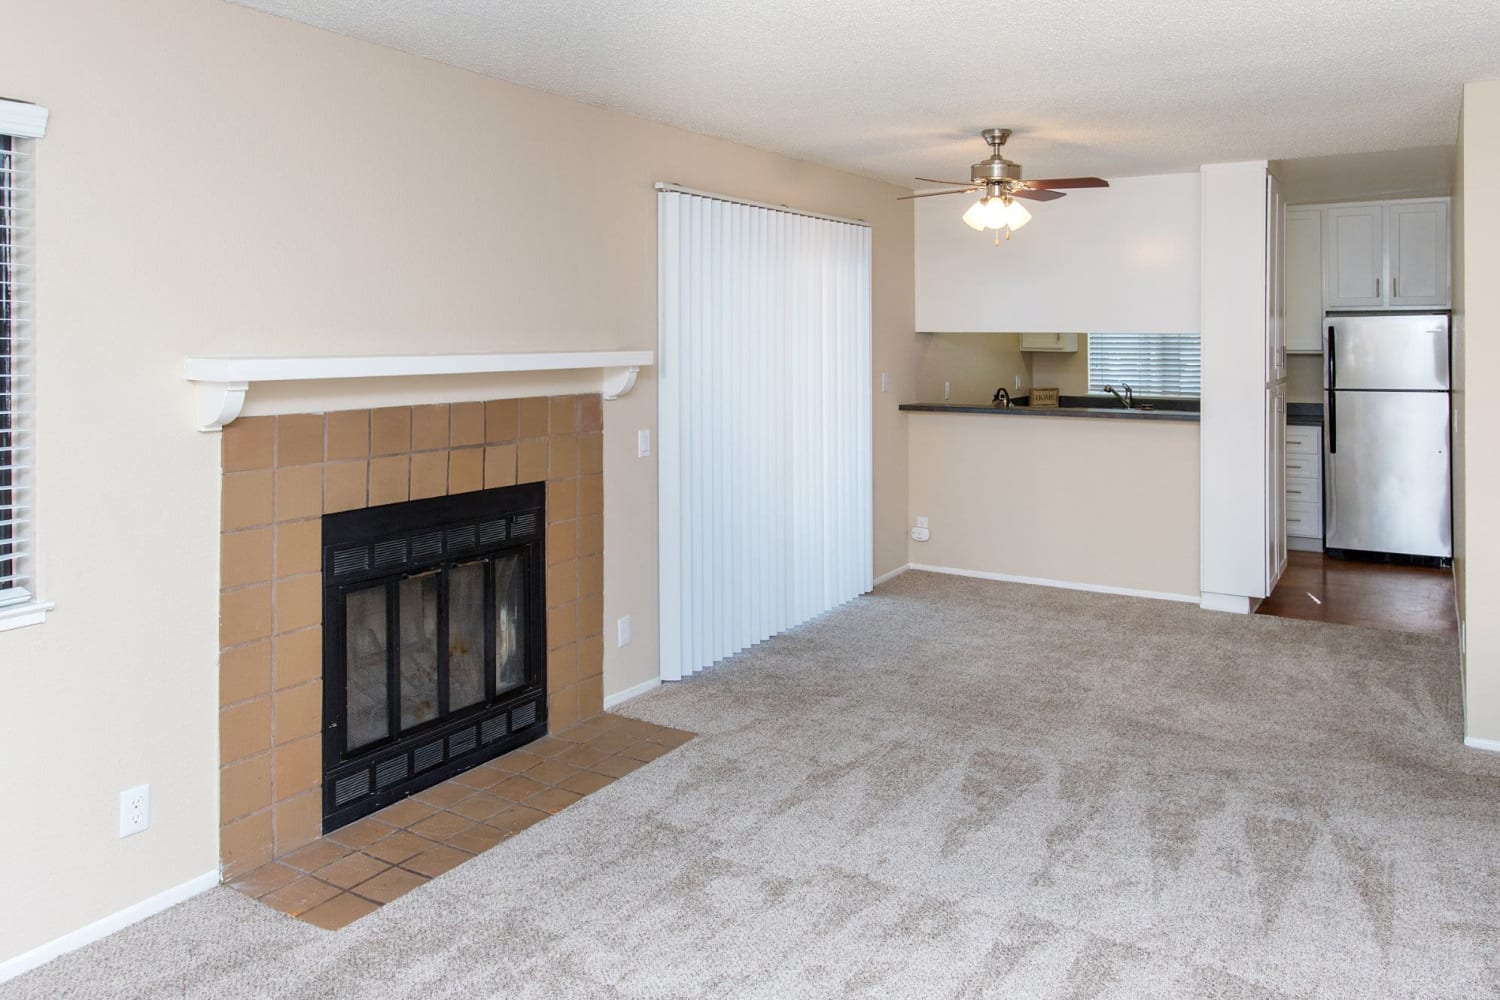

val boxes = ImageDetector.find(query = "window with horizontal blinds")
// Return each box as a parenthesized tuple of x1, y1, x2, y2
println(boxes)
(1086, 332, 1202, 398)
(0, 98, 47, 625)
(1, 133, 19, 603)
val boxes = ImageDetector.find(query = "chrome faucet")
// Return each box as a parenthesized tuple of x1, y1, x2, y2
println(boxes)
(992, 386, 1012, 408)
(1104, 383, 1134, 409)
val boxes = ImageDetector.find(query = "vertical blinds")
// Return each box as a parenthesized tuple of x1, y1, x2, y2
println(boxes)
(0, 134, 33, 606)
(1087, 333, 1202, 397)
(657, 186, 873, 681)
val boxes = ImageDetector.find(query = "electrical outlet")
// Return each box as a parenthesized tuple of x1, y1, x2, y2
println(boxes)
(943, 381, 950, 400)
(617, 615, 632, 648)
(119, 784, 150, 838)
(637, 429, 651, 458)
(881, 372, 890, 393)
(1015, 375, 1023, 392)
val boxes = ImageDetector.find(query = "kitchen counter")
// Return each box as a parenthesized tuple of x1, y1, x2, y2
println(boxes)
(900, 395, 1200, 423)
(1287, 402, 1323, 427)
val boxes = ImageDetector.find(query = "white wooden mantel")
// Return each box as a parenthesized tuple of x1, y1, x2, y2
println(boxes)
(183, 351, 653, 432)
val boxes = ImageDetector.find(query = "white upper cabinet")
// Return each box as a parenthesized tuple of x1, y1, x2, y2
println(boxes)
(1019, 333, 1078, 352)
(1388, 201, 1449, 307)
(1284, 208, 1323, 352)
(1315, 198, 1449, 312)
(1324, 204, 1385, 308)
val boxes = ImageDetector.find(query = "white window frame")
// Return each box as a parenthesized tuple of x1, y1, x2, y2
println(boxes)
(1086, 332, 1202, 399)
(0, 98, 51, 632)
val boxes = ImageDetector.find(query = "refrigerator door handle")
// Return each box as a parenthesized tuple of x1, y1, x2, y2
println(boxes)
(1326, 325, 1336, 389)
(1328, 390, 1336, 454)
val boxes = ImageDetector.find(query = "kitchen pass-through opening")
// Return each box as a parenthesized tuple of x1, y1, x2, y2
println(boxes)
(320, 482, 548, 831)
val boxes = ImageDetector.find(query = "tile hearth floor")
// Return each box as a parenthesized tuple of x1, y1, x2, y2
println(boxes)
(229, 712, 694, 930)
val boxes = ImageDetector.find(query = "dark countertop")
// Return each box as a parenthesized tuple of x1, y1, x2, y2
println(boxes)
(900, 395, 1200, 423)
(1287, 402, 1323, 427)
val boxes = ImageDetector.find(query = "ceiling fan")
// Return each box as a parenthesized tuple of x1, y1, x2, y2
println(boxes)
(901, 128, 1109, 243)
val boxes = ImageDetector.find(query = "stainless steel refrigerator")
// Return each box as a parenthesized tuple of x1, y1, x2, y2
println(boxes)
(1323, 311, 1451, 561)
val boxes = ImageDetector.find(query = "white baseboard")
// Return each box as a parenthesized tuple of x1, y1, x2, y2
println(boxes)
(1287, 536, 1323, 552)
(1199, 591, 1256, 614)
(872, 564, 909, 587)
(1463, 736, 1500, 754)
(604, 677, 662, 709)
(907, 563, 1198, 605)
(0, 869, 218, 984)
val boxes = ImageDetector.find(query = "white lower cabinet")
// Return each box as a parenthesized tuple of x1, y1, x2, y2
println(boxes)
(1285, 424, 1323, 549)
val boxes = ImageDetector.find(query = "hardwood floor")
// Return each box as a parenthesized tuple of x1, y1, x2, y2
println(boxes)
(1256, 550, 1457, 636)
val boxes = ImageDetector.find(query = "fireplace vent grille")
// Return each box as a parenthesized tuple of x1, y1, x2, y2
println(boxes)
(334, 772, 371, 807)
(375, 756, 409, 789)
(449, 726, 478, 756)
(511, 701, 537, 730)
(373, 539, 407, 567)
(412, 530, 443, 560)
(333, 547, 370, 576)
(414, 739, 445, 773)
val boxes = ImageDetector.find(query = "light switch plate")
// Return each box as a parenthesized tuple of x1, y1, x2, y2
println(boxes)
(617, 615, 632, 648)
(637, 429, 651, 458)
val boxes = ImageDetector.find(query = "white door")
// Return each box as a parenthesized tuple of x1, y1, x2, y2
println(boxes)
(1285, 208, 1323, 352)
(1266, 175, 1286, 382)
(1387, 201, 1450, 307)
(1267, 382, 1288, 591)
(1324, 204, 1385, 308)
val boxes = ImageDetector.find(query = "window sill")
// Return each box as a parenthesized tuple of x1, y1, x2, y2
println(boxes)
(0, 598, 54, 633)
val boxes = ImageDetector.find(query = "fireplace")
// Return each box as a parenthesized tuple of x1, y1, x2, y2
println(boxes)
(321, 482, 548, 829)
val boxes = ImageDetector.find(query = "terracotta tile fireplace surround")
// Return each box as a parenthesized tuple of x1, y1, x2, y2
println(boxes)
(217, 394, 605, 877)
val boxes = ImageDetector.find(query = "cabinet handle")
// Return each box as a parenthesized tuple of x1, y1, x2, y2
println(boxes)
(1393, 277, 1397, 298)
(1376, 277, 1381, 299)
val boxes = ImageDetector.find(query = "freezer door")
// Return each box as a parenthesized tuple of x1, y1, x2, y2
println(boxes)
(1325, 313, 1449, 391)
(1326, 389, 1451, 558)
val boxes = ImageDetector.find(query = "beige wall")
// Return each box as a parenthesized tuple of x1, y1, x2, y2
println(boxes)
(1457, 80, 1500, 744)
(1029, 335, 1091, 395)
(914, 333, 1029, 403)
(907, 414, 1200, 598)
(1286, 354, 1324, 404)
(0, 0, 916, 965)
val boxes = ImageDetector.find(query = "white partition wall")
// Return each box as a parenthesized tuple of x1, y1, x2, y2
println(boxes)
(657, 185, 873, 680)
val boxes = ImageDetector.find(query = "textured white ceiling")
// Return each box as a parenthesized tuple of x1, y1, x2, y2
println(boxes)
(230, 0, 1498, 185)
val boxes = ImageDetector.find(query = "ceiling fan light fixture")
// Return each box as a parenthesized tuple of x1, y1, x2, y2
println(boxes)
(1005, 200, 1032, 231)
(980, 197, 1013, 230)
(961, 199, 988, 231)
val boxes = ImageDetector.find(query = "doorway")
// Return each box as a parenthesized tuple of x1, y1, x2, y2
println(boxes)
(1256, 551, 1456, 636)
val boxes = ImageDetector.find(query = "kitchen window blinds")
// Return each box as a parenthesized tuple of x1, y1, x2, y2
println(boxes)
(1087, 333, 1202, 397)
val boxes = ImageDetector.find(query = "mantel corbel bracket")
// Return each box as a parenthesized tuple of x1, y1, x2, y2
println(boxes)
(194, 381, 249, 433)
(602, 366, 640, 401)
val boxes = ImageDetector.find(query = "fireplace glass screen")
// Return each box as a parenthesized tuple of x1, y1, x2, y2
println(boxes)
(321, 482, 548, 830)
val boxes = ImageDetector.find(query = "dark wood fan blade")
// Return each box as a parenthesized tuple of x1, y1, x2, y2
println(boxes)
(1011, 188, 1066, 202)
(897, 188, 976, 200)
(1024, 177, 1110, 189)
(915, 176, 976, 186)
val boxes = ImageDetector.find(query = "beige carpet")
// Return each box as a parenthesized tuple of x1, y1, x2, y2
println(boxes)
(6, 571, 1499, 999)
